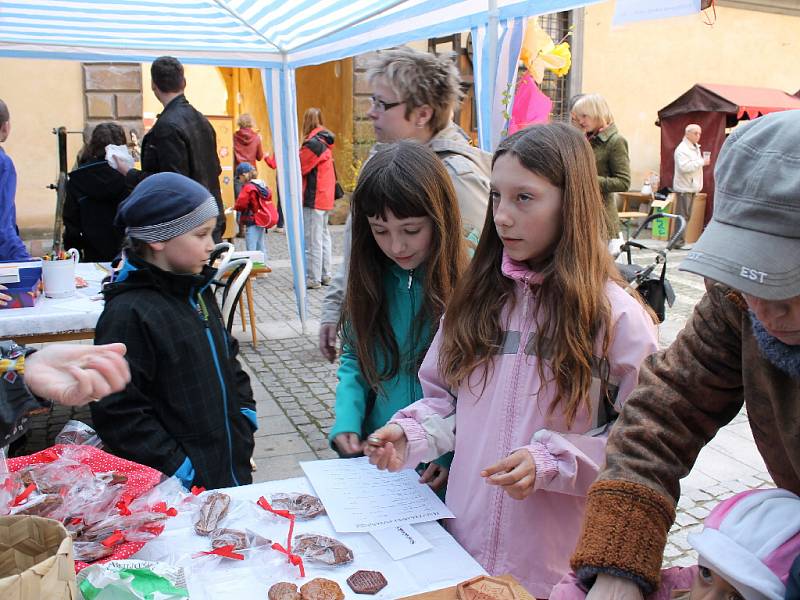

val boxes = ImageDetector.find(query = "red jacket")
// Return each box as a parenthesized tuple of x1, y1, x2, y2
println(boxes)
(234, 180, 277, 228)
(299, 127, 336, 211)
(233, 127, 264, 166)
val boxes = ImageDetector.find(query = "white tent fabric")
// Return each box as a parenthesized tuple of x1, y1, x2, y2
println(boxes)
(0, 0, 599, 328)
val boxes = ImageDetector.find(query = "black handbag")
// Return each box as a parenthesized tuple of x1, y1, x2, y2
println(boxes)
(333, 163, 345, 200)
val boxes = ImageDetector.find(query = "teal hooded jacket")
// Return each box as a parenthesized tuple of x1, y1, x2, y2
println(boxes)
(329, 262, 452, 468)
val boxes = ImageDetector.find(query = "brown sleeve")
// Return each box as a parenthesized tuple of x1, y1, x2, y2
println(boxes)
(571, 283, 746, 590)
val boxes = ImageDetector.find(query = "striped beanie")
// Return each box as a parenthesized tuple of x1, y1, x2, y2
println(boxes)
(688, 488, 800, 600)
(116, 172, 219, 242)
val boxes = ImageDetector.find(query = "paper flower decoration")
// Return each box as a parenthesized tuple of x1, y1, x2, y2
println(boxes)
(518, 20, 572, 83)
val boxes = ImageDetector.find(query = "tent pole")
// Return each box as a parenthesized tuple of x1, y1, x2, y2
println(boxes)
(488, 0, 499, 129)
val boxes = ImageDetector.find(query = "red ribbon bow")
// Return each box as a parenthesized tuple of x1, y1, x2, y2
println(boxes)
(194, 544, 245, 560)
(39, 449, 60, 463)
(151, 502, 178, 517)
(256, 497, 303, 576)
(191, 486, 206, 496)
(11, 483, 36, 507)
(115, 492, 134, 516)
(69, 517, 83, 526)
(101, 529, 125, 548)
(271, 542, 305, 577)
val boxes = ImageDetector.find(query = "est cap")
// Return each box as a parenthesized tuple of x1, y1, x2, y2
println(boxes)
(679, 109, 800, 299)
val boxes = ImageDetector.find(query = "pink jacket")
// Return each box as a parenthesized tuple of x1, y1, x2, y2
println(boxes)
(550, 567, 697, 600)
(392, 252, 658, 598)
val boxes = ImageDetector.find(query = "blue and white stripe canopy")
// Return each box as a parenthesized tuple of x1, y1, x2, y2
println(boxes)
(1, 0, 598, 327)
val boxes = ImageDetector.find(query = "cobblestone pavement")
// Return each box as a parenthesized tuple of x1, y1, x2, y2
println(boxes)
(17, 225, 772, 570)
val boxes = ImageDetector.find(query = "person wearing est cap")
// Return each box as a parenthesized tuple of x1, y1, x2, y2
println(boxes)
(568, 109, 800, 597)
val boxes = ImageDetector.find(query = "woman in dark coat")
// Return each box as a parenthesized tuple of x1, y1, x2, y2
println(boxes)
(64, 123, 128, 261)
(571, 93, 631, 238)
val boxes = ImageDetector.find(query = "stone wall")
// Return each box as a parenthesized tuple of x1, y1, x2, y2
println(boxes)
(351, 52, 377, 166)
(82, 62, 143, 140)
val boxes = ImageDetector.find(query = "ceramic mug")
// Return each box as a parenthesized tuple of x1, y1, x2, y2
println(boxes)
(42, 248, 79, 298)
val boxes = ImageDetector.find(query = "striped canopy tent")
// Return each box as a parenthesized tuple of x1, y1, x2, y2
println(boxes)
(0, 0, 597, 328)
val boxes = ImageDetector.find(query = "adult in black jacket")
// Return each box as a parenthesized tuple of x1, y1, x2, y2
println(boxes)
(64, 122, 128, 261)
(116, 56, 225, 240)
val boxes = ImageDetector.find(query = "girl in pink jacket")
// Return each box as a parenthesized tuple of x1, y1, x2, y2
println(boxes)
(365, 123, 659, 598)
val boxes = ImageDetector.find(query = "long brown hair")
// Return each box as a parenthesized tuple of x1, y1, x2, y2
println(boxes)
(438, 123, 650, 427)
(341, 141, 468, 390)
(302, 107, 323, 138)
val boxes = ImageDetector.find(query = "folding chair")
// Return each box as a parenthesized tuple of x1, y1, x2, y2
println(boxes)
(216, 258, 253, 335)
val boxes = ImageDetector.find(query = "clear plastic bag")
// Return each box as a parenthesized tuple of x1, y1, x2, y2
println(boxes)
(270, 492, 326, 519)
(292, 533, 354, 566)
(55, 420, 103, 447)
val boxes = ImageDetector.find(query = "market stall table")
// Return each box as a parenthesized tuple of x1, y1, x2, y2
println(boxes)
(0, 262, 109, 343)
(134, 476, 486, 599)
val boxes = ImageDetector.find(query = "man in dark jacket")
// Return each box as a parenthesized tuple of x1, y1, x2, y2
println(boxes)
(570, 110, 800, 598)
(116, 57, 225, 240)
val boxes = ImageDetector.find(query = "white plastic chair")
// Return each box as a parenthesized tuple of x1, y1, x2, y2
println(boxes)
(208, 241, 235, 280)
(218, 258, 253, 333)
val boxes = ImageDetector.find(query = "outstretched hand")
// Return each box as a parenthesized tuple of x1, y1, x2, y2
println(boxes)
(481, 449, 536, 500)
(585, 574, 644, 600)
(363, 424, 408, 472)
(24, 343, 130, 406)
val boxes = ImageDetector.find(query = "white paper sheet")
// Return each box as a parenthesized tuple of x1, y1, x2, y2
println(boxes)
(371, 525, 433, 560)
(300, 457, 454, 533)
(613, 0, 700, 26)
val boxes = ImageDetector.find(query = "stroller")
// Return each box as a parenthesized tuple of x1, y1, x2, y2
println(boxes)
(617, 212, 686, 323)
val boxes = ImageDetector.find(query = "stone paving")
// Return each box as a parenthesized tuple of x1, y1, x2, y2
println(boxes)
(15, 224, 773, 571)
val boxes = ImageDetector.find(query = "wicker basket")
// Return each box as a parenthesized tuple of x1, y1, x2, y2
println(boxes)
(0, 515, 76, 599)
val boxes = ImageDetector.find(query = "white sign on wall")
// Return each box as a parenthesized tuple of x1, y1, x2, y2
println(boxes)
(613, 0, 702, 26)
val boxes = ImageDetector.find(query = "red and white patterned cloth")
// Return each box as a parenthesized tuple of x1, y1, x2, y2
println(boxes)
(8, 444, 164, 571)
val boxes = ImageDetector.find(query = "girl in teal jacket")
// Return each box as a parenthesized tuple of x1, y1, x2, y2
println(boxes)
(329, 140, 468, 492)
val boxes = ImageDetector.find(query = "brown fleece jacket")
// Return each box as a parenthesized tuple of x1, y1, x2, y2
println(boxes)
(571, 283, 800, 591)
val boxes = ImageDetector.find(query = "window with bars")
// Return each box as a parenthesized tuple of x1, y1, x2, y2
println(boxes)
(536, 11, 573, 122)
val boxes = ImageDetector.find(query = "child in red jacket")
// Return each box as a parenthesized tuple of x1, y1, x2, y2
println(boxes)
(234, 162, 277, 261)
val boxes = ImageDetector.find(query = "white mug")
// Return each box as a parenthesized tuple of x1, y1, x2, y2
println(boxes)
(42, 248, 79, 298)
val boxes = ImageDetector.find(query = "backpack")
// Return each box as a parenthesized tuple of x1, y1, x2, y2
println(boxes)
(251, 181, 277, 229)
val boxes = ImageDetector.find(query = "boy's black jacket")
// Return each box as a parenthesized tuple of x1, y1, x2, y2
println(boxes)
(91, 255, 255, 489)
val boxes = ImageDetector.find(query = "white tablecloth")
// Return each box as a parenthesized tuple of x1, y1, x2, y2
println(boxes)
(0, 262, 108, 338)
(134, 477, 485, 599)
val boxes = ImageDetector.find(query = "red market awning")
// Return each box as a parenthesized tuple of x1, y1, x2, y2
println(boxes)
(659, 83, 800, 123)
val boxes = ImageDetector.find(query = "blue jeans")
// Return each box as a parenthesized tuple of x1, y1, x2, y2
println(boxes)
(244, 224, 267, 259)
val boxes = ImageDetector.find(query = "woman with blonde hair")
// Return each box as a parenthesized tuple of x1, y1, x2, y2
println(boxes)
(571, 93, 630, 238)
(299, 107, 336, 288)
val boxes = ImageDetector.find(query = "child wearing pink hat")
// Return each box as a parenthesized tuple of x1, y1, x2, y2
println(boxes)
(551, 488, 800, 600)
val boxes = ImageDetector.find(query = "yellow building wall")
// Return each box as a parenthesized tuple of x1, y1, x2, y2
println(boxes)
(0, 58, 85, 232)
(141, 63, 228, 120)
(581, 4, 800, 189)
